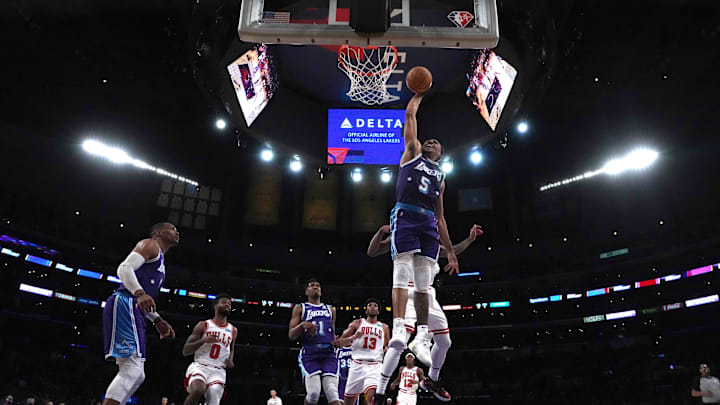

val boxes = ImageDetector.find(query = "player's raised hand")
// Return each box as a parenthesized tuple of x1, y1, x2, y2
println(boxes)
(444, 252, 459, 276)
(155, 319, 175, 340)
(468, 224, 483, 241)
(135, 291, 156, 313)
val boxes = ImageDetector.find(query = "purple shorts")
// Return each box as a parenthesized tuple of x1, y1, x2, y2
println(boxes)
(103, 291, 147, 360)
(298, 347, 339, 378)
(390, 204, 440, 261)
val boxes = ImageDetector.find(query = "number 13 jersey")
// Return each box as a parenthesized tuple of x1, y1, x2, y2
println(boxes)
(351, 319, 385, 361)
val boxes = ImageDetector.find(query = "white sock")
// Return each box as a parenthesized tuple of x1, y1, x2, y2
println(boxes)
(429, 367, 440, 381)
(416, 324, 429, 339)
(393, 318, 405, 333)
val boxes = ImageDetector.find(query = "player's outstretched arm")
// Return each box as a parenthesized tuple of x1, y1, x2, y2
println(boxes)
(288, 304, 315, 340)
(439, 224, 483, 258)
(367, 225, 391, 257)
(400, 94, 424, 166)
(182, 321, 209, 356)
(436, 183, 459, 275)
(332, 319, 361, 347)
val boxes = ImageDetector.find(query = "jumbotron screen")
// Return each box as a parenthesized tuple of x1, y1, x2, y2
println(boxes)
(226, 45, 276, 127)
(466, 49, 518, 131)
(327, 109, 405, 165)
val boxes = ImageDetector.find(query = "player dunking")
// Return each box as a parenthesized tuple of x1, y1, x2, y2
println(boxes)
(388, 93, 458, 362)
(390, 354, 423, 405)
(332, 299, 390, 405)
(182, 294, 237, 405)
(370, 224, 483, 402)
(288, 279, 342, 405)
(102, 223, 177, 405)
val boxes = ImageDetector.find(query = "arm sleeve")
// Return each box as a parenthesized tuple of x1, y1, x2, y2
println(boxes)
(117, 251, 146, 294)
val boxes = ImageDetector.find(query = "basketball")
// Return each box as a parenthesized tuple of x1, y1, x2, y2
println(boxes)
(406, 66, 433, 94)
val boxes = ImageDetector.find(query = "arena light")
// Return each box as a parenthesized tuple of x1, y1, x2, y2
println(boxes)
(440, 158, 453, 174)
(351, 168, 363, 183)
(605, 309, 637, 320)
(380, 169, 392, 183)
(685, 294, 719, 308)
(215, 118, 227, 130)
(55, 263, 74, 272)
(77, 269, 103, 279)
(260, 148, 274, 162)
(289, 156, 303, 173)
(25, 254, 52, 267)
(470, 150, 483, 165)
(1, 247, 20, 257)
(19, 283, 53, 297)
(517, 122, 528, 133)
(82, 139, 199, 186)
(540, 147, 659, 191)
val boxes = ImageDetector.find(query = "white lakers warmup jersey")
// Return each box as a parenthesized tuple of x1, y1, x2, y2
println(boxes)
(194, 319, 236, 367)
(351, 319, 385, 361)
(399, 366, 419, 395)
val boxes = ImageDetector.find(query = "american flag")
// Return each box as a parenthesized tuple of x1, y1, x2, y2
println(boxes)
(262, 11, 290, 24)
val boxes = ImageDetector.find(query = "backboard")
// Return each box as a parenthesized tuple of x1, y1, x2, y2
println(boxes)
(239, 0, 499, 49)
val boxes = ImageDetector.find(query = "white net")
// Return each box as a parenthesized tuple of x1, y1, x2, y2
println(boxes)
(337, 46, 399, 105)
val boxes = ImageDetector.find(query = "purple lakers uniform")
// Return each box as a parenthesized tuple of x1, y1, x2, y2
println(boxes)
(297, 303, 338, 378)
(391, 154, 445, 261)
(103, 249, 166, 360)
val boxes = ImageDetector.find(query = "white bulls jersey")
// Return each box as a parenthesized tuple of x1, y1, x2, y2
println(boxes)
(351, 319, 385, 361)
(399, 366, 420, 395)
(194, 319, 236, 368)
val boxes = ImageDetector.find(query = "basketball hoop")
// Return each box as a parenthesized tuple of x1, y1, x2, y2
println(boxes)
(337, 45, 399, 105)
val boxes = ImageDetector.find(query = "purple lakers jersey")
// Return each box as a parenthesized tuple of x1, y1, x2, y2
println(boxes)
(396, 154, 445, 212)
(300, 303, 335, 351)
(117, 251, 166, 299)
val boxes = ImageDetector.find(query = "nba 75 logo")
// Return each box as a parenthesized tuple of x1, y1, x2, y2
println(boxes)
(447, 11, 474, 28)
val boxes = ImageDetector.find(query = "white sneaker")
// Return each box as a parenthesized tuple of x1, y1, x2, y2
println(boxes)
(408, 335, 432, 366)
(388, 326, 407, 350)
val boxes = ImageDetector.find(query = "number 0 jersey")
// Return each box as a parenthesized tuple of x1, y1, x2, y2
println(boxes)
(194, 319, 235, 368)
(396, 154, 445, 212)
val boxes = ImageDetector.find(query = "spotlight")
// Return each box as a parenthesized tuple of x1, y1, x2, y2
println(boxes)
(81, 139, 198, 186)
(215, 119, 227, 130)
(517, 122, 528, 133)
(380, 170, 392, 183)
(289, 156, 303, 172)
(260, 148, 274, 162)
(440, 159, 453, 174)
(351, 168, 363, 183)
(470, 151, 483, 165)
(658, 220, 664, 226)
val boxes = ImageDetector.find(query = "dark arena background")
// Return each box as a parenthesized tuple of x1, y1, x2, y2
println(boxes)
(2, 1, 720, 404)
